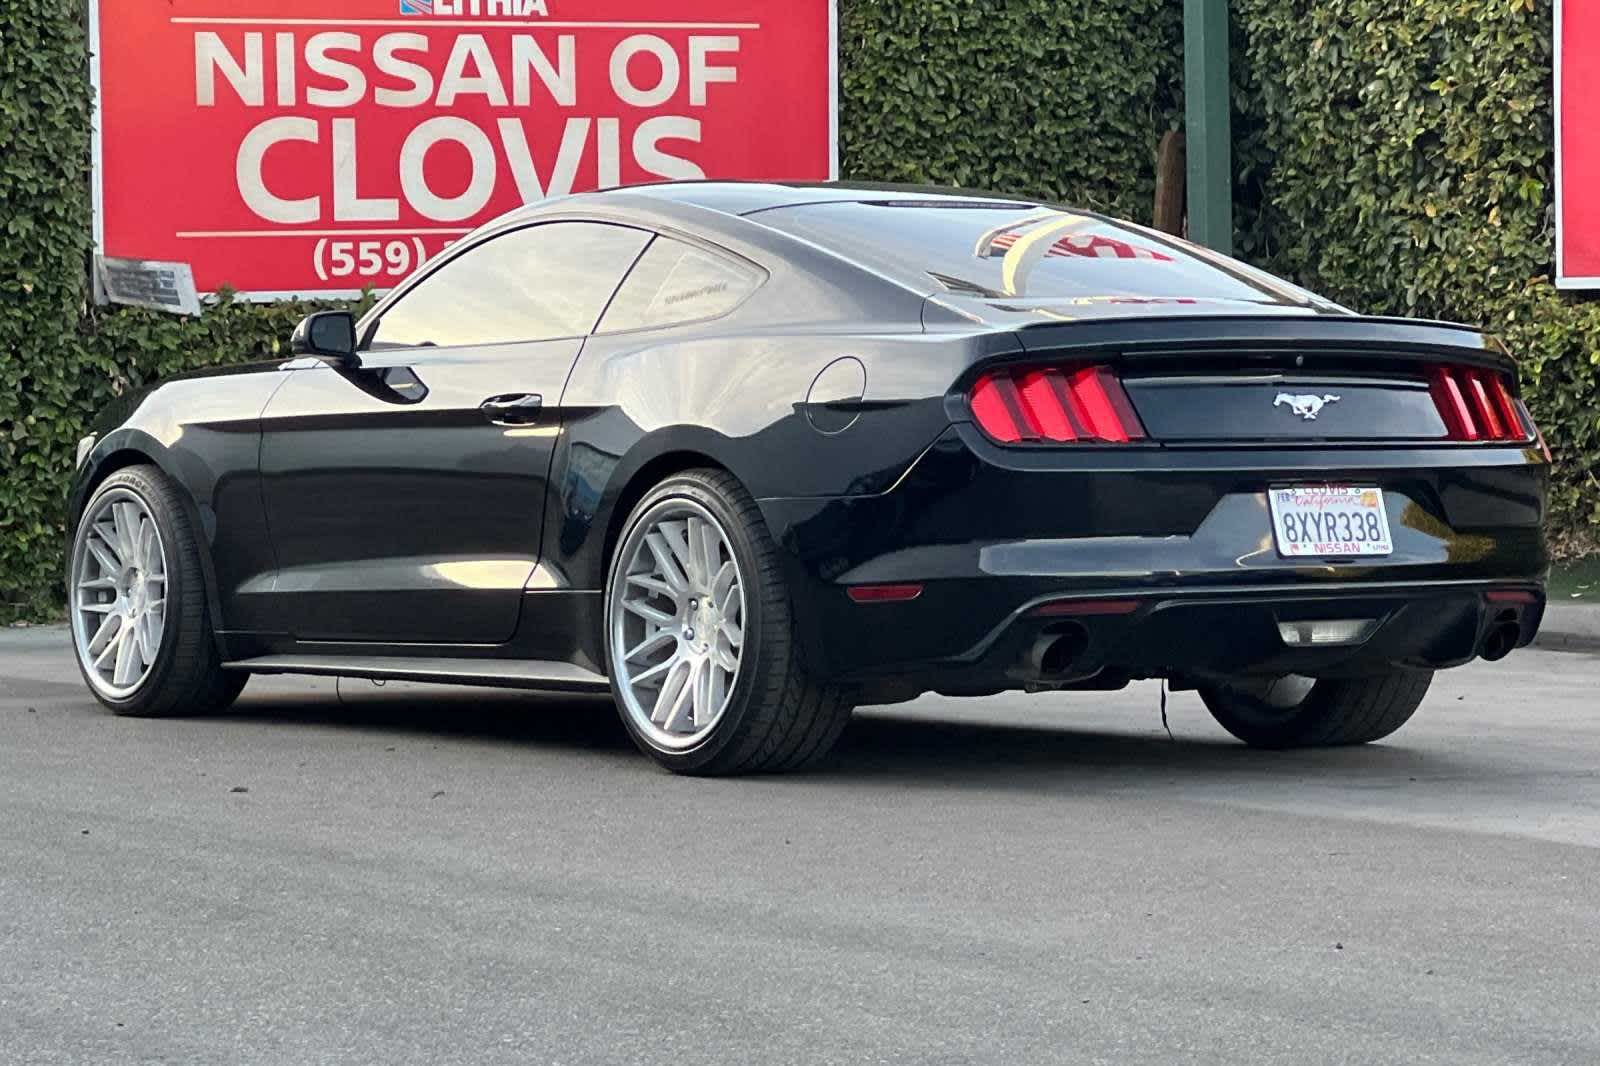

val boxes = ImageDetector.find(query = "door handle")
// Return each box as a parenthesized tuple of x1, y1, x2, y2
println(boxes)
(480, 393, 543, 425)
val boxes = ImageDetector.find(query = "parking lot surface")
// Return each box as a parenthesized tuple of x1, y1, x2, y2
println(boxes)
(3, 626, 1598, 1065)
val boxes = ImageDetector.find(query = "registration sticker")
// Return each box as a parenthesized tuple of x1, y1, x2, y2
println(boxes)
(1268, 486, 1394, 558)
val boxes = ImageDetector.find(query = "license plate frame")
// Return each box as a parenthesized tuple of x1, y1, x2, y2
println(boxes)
(1268, 485, 1394, 558)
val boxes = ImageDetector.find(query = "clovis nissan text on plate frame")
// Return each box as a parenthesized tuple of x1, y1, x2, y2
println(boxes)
(89, 0, 837, 298)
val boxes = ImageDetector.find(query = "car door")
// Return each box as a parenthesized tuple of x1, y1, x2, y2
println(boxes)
(257, 221, 652, 644)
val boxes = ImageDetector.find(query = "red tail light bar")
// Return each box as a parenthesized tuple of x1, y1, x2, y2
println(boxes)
(969, 365, 1146, 444)
(1428, 366, 1531, 443)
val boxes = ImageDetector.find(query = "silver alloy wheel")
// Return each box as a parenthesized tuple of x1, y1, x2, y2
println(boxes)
(608, 498, 746, 751)
(70, 487, 168, 701)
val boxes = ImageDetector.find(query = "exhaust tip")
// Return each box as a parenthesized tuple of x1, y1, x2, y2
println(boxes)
(1032, 622, 1090, 679)
(1480, 620, 1521, 662)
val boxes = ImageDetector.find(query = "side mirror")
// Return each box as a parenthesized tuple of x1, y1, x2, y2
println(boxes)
(290, 310, 358, 365)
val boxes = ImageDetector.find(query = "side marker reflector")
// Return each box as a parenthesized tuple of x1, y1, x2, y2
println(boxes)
(847, 583, 924, 603)
(1031, 599, 1140, 617)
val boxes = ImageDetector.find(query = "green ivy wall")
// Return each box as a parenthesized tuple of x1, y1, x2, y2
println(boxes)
(1232, 0, 1599, 554)
(0, 0, 1593, 620)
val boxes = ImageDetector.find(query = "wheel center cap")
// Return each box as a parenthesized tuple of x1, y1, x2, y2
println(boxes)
(687, 598, 717, 649)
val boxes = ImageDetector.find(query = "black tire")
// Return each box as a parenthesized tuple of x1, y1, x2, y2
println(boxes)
(1198, 669, 1432, 749)
(68, 464, 247, 717)
(604, 468, 852, 775)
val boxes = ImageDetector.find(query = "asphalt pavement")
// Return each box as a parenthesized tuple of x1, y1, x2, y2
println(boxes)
(3, 625, 1598, 1065)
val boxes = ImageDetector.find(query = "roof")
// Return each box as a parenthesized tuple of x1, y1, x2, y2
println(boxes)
(503, 181, 1345, 323)
(590, 180, 1046, 218)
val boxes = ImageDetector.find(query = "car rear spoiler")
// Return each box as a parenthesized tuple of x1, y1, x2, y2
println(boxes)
(1006, 315, 1514, 375)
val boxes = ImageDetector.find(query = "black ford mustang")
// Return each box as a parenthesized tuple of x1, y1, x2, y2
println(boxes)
(67, 182, 1548, 774)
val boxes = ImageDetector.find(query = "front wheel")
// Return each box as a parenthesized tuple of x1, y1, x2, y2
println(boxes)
(69, 464, 247, 717)
(1198, 669, 1432, 749)
(604, 468, 852, 775)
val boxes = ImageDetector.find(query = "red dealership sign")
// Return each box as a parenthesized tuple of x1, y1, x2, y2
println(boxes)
(90, 1, 836, 297)
(1558, 0, 1600, 287)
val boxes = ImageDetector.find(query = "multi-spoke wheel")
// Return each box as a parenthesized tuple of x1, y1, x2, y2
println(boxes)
(72, 489, 168, 699)
(610, 499, 745, 750)
(68, 465, 247, 717)
(1198, 669, 1432, 748)
(605, 468, 853, 775)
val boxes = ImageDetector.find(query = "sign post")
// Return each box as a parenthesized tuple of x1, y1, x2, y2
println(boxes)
(1557, 0, 1599, 288)
(89, 1, 837, 299)
(1183, 0, 1232, 255)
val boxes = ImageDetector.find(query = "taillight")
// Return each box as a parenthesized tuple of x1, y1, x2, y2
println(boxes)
(1427, 366, 1531, 442)
(968, 365, 1146, 444)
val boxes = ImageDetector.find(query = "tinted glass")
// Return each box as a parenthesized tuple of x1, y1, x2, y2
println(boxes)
(368, 222, 651, 348)
(598, 237, 763, 333)
(755, 202, 1313, 307)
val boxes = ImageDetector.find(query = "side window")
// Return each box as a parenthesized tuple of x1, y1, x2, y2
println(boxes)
(597, 237, 763, 334)
(367, 222, 651, 349)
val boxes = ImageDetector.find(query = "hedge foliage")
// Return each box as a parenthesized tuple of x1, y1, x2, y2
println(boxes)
(1232, 0, 1599, 552)
(838, 0, 1182, 217)
(2, 1, 97, 621)
(0, 2, 362, 618)
(0, 0, 1595, 621)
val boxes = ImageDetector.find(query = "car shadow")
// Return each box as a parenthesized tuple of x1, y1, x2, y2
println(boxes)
(212, 682, 1456, 789)
(825, 710, 1439, 789)
(222, 684, 635, 752)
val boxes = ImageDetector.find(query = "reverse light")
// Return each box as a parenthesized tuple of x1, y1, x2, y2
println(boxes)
(1427, 366, 1531, 443)
(969, 365, 1145, 444)
(1277, 619, 1377, 647)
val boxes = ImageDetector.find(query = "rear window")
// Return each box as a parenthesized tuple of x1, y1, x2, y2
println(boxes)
(754, 202, 1308, 307)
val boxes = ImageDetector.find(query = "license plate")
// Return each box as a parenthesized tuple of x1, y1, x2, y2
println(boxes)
(1268, 486, 1393, 558)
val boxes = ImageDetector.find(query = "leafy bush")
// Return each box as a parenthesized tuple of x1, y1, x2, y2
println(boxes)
(0, 5, 358, 618)
(838, 0, 1182, 217)
(1233, 0, 1599, 551)
(2, 1, 97, 620)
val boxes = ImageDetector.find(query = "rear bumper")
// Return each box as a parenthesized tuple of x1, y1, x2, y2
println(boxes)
(776, 578, 1544, 698)
(760, 427, 1549, 693)
(965, 582, 1541, 688)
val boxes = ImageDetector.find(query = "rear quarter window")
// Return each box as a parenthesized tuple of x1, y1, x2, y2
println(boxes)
(598, 237, 764, 334)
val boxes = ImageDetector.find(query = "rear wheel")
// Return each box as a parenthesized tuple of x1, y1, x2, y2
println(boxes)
(69, 465, 247, 717)
(604, 469, 852, 775)
(1198, 669, 1431, 748)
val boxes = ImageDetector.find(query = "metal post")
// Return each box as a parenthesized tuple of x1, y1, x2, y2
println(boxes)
(1184, 0, 1233, 254)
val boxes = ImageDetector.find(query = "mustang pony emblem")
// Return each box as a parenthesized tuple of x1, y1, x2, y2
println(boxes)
(1274, 392, 1341, 420)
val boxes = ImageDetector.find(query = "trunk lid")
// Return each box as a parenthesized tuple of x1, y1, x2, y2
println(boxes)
(1122, 370, 1447, 443)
